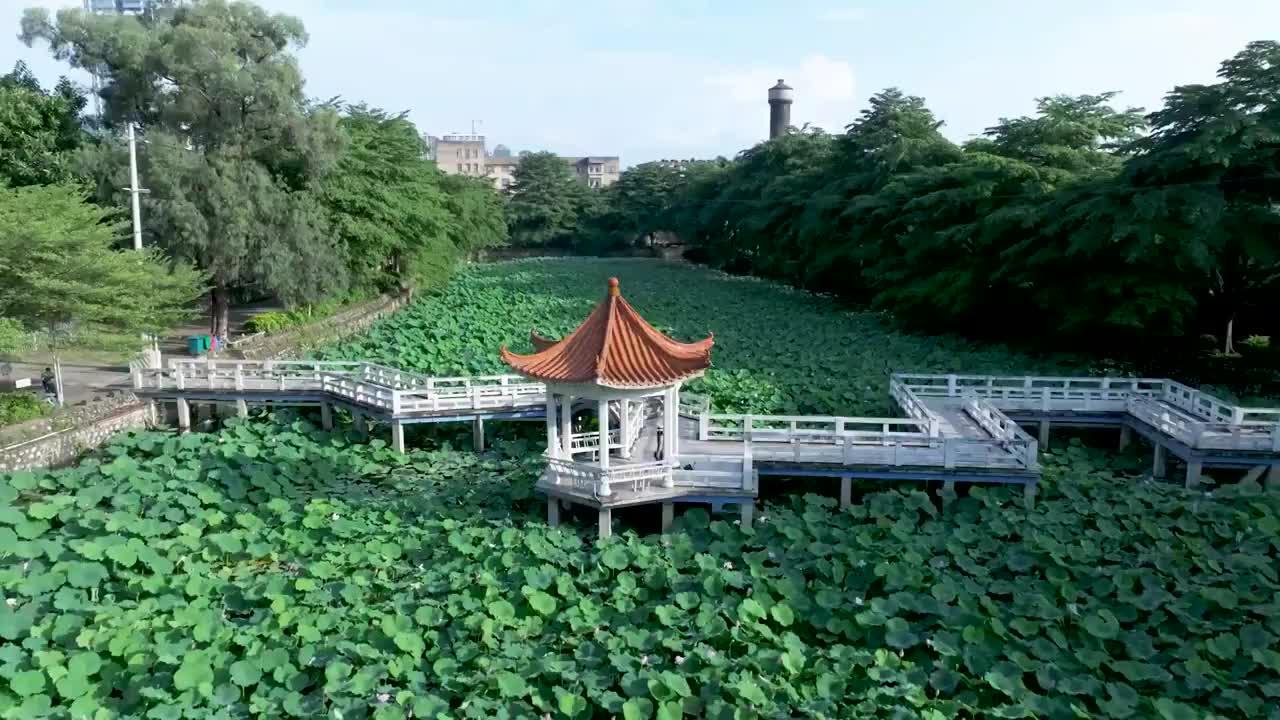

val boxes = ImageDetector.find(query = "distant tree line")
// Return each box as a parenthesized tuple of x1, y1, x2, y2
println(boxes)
(8, 0, 507, 344)
(574, 42, 1280, 375)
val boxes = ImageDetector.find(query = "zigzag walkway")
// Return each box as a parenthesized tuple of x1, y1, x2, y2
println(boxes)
(134, 361, 1280, 509)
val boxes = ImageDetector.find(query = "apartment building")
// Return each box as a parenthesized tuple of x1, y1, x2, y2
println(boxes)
(427, 134, 620, 190)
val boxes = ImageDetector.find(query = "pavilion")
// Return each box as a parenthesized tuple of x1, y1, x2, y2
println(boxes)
(501, 277, 722, 537)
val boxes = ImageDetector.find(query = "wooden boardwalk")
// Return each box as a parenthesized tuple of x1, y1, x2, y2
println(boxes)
(135, 361, 1280, 521)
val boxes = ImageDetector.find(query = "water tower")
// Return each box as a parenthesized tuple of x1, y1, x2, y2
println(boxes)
(768, 79, 794, 139)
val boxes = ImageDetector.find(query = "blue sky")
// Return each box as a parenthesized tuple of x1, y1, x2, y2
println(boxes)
(5, 0, 1278, 164)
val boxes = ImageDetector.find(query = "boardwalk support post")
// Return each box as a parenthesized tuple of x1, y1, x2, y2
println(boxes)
(1023, 481, 1037, 510)
(473, 417, 485, 453)
(1185, 460, 1202, 490)
(1267, 464, 1280, 490)
(840, 476, 852, 510)
(547, 498, 560, 527)
(661, 502, 674, 532)
(1038, 420, 1051, 448)
(353, 410, 368, 439)
(740, 501, 754, 530)
(1118, 425, 1131, 451)
(320, 402, 333, 431)
(236, 399, 248, 419)
(598, 508, 612, 539)
(176, 398, 190, 433)
(1153, 443, 1166, 479)
(391, 421, 405, 454)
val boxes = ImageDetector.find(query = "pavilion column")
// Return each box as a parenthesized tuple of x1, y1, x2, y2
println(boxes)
(663, 388, 676, 487)
(619, 399, 632, 459)
(561, 394, 574, 458)
(545, 393, 559, 458)
(597, 399, 612, 497)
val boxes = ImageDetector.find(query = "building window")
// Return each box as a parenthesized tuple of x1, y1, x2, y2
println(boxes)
(457, 163, 462, 172)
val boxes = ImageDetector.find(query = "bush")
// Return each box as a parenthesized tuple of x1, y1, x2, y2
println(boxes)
(244, 301, 346, 335)
(0, 392, 49, 427)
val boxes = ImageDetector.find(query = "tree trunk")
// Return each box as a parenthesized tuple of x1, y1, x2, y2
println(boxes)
(1224, 314, 1235, 355)
(210, 285, 231, 344)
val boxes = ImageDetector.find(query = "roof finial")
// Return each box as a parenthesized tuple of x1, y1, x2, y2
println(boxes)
(608, 277, 620, 296)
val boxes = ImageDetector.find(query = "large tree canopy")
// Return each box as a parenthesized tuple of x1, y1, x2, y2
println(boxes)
(0, 184, 202, 343)
(22, 0, 345, 338)
(505, 151, 599, 247)
(0, 62, 87, 187)
(595, 41, 1280, 362)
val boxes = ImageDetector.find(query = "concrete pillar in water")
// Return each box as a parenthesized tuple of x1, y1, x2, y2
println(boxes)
(391, 421, 405, 454)
(176, 398, 190, 433)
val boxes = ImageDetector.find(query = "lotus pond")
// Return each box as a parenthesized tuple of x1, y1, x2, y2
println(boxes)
(2, 258, 1278, 719)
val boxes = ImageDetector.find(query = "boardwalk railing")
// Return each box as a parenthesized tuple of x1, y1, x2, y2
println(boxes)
(962, 395, 1039, 468)
(135, 360, 547, 418)
(896, 372, 1280, 452)
(895, 373, 1168, 412)
(1128, 396, 1280, 451)
(697, 412, 1033, 470)
(889, 376, 943, 436)
(703, 414, 935, 444)
(394, 377, 545, 415)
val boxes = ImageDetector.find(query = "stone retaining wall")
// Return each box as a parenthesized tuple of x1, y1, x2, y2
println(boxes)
(0, 394, 152, 473)
(227, 291, 412, 361)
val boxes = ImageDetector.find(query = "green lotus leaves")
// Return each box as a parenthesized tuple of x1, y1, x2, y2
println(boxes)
(1, 258, 1278, 717)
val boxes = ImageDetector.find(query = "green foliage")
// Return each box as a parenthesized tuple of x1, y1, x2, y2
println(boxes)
(0, 319, 27, 357)
(606, 42, 1280, 352)
(0, 393, 48, 427)
(319, 105, 457, 294)
(324, 258, 1088, 416)
(5, 258, 1280, 717)
(22, 0, 348, 338)
(2, 396, 1277, 718)
(244, 300, 346, 335)
(0, 184, 203, 343)
(0, 62, 87, 188)
(506, 151, 601, 247)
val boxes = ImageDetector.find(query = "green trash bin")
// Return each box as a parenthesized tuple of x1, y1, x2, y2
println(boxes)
(187, 336, 203, 355)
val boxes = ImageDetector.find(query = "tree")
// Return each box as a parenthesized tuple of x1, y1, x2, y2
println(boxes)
(0, 184, 202, 349)
(492, 144, 512, 158)
(1120, 40, 1280, 352)
(319, 105, 455, 294)
(863, 94, 1146, 330)
(21, 0, 346, 339)
(0, 61, 87, 187)
(506, 151, 598, 247)
(439, 172, 508, 258)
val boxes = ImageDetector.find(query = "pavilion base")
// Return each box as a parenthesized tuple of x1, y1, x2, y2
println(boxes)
(538, 480, 757, 539)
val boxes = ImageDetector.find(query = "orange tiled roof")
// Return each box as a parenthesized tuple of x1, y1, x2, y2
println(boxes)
(500, 278, 713, 388)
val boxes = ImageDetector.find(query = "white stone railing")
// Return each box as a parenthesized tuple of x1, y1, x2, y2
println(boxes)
(896, 372, 1280, 452)
(136, 361, 547, 418)
(544, 457, 673, 496)
(702, 413, 935, 444)
(894, 373, 1168, 412)
(889, 376, 943, 436)
(393, 377, 545, 415)
(962, 395, 1039, 468)
(1128, 396, 1280, 451)
(569, 429, 622, 452)
(138, 359, 363, 392)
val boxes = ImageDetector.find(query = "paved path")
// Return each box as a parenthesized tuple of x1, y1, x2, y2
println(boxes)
(1, 299, 277, 406)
